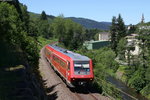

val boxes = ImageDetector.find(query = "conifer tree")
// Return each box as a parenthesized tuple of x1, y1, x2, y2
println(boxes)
(40, 11, 47, 20)
(110, 16, 117, 51)
(110, 14, 126, 53)
(116, 14, 126, 42)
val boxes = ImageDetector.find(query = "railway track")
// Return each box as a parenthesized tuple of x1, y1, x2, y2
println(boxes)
(88, 92, 99, 100)
(74, 92, 99, 100)
(71, 86, 105, 100)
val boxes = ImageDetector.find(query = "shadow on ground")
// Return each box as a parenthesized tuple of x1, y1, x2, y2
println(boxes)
(69, 84, 102, 94)
(43, 80, 61, 100)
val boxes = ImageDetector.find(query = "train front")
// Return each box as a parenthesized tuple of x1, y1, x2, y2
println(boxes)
(70, 59, 94, 86)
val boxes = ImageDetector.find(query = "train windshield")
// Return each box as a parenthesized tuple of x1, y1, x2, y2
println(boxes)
(74, 61, 90, 75)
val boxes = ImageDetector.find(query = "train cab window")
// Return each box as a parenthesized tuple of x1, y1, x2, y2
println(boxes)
(74, 61, 90, 75)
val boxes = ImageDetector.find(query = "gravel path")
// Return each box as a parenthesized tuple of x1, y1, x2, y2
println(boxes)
(39, 47, 110, 100)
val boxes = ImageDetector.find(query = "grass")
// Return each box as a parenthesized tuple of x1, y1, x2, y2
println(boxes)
(115, 65, 129, 83)
(37, 36, 58, 49)
(106, 69, 116, 77)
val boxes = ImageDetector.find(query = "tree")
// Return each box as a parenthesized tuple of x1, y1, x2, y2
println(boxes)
(51, 15, 66, 42)
(138, 29, 150, 84)
(84, 29, 100, 41)
(21, 4, 30, 33)
(0, 2, 21, 44)
(0, 2, 39, 67)
(38, 20, 51, 38)
(40, 11, 47, 20)
(128, 70, 146, 92)
(37, 11, 51, 38)
(117, 38, 127, 60)
(110, 14, 126, 54)
(51, 16, 84, 50)
(67, 21, 84, 50)
(110, 16, 117, 51)
(116, 14, 126, 42)
(126, 27, 150, 95)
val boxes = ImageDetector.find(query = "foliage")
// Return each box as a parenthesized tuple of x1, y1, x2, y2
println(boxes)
(40, 11, 47, 20)
(110, 14, 126, 53)
(29, 12, 54, 23)
(51, 16, 85, 50)
(116, 14, 126, 41)
(0, 2, 21, 43)
(110, 16, 118, 51)
(118, 27, 150, 98)
(0, 1, 39, 69)
(51, 15, 65, 39)
(20, 4, 30, 32)
(94, 48, 118, 71)
(140, 83, 150, 99)
(128, 70, 146, 92)
(84, 29, 101, 41)
(38, 20, 51, 38)
(37, 36, 58, 49)
(0, 2, 41, 100)
(117, 38, 127, 60)
(137, 29, 150, 95)
(36, 11, 52, 38)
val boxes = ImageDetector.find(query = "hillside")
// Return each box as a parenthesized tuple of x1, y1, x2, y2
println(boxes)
(29, 12, 55, 23)
(67, 17, 111, 30)
(29, 12, 111, 30)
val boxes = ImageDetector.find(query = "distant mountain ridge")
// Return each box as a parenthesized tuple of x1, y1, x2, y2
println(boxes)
(66, 17, 111, 30)
(29, 12, 111, 30)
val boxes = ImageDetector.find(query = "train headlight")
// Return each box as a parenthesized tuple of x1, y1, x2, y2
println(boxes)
(90, 78, 93, 81)
(73, 78, 75, 80)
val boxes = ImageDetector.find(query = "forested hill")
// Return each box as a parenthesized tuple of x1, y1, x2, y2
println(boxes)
(66, 17, 111, 30)
(29, 12, 55, 23)
(29, 12, 111, 30)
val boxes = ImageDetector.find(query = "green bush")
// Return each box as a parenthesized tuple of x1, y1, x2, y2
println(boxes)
(128, 70, 146, 92)
(141, 83, 150, 99)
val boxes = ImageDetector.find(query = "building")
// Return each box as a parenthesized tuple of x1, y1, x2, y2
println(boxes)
(83, 40, 110, 50)
(125, 34, 140, 56)
(98, 32, 110, 41)
(83, 32, 110, 50)
(141, 14, 145, 23)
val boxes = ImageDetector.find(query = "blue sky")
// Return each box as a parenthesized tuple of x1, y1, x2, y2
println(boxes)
(19, 0, 150, 25)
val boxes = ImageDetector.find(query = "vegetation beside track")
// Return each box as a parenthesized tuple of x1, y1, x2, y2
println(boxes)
(37, 36, 58, 49)
(0, 2, 46, 100)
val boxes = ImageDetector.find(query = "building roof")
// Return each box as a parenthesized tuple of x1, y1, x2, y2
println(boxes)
(48, 45, 90, 61)
(84, 40, 109, 44)
(125, 34, 139, 39)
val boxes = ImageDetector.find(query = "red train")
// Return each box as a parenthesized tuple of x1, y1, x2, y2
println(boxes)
(44, 44, 94, 87)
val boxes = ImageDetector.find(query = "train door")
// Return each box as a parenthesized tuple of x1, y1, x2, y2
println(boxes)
(66, 61, 70, 80)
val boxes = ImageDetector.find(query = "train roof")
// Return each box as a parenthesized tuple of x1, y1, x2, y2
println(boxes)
(48, 45, 90, 61)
